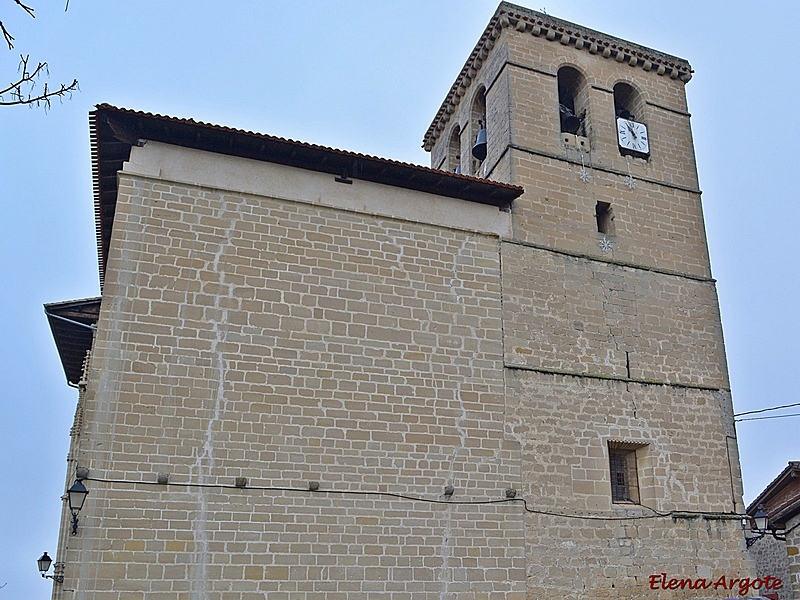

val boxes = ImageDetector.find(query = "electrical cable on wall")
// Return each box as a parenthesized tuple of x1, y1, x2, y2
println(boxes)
(83, 476, 745, 523)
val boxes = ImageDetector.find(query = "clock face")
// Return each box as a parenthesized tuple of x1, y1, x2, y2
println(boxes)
(617, 118, 649, 155)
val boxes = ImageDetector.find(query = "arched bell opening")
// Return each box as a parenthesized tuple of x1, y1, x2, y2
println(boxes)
(448, 125, 462, 175)
(613, 82, 645, 123)
(470, 87, 487, 175)
(613, 81, 649, 157)
(557, 66, 589, 136)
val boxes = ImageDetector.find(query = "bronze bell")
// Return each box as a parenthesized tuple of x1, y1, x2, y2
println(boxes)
(561, 113, 581, 134)
(472, 125, 487, 161)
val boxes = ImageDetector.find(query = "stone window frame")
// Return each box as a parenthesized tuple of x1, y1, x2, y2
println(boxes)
(608, 440, 649, 504)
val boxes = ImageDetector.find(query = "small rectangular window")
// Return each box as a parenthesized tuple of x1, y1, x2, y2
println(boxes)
(609, 447, 639, 503)
(596, 201, 614, 234)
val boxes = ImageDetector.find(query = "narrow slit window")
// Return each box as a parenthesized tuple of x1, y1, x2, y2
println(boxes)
(596, 201, 614, 235)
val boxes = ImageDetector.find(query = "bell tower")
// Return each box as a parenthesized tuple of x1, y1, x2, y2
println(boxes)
(425, 3, 706, 277)
(425, 3, 751, 600)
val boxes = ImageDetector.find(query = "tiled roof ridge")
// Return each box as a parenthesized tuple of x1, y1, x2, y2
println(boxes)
(422, 2, 693, 151)
(44, 296, 103, 309)
(92, 103, 523, 191)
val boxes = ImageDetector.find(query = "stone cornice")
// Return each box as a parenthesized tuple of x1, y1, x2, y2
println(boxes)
(422, 2, 693, 151)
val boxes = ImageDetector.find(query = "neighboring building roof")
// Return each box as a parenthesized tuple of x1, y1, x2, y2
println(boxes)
(747, 461, 800, 529)
(44, 297, 101, 386)
(422, 2, 693, 151)
(91, 104, 524, 289)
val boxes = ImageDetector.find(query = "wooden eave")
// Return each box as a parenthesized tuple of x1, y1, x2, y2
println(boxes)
(746, 461, 800, 528)
(44, 297, 101, 386)
(91, 104, 523, 289)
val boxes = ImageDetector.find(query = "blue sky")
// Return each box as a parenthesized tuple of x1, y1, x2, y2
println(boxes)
(1, 1, 798, 597)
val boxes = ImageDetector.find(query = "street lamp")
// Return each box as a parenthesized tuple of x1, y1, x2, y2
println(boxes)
(67, 478, 89, 535)
(753, 507, 769, 532)
(37, 552, 63, 583)
(746, 506, 787, 548)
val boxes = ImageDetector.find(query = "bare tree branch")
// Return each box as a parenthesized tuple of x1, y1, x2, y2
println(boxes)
(1, 2, 77, 108)
(0, 20, 14, 48)
(13, 0, 35, 18)
(0, 54, 78, 109)
(2, 0, 37, 49)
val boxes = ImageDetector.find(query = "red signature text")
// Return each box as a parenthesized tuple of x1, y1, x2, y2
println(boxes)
(649, 573, 782, 596)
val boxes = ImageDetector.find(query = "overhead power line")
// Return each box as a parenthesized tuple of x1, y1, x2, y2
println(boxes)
(734, 401, 800, 418)
(735, 412, 800, 423)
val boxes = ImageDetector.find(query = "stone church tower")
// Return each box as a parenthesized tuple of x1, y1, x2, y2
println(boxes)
(44, 3, 753, 600)
(422, 2, 752, 598)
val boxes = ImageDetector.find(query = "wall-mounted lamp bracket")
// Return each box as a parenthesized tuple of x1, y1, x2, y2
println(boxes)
(37, 552, 64, 583)
(67, 479, 88, 535)
(745, 507, 787, 547)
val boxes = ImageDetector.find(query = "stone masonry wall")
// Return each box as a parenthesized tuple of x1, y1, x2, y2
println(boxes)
(501, 243, 728, 388)
(749, 533, 793, 600)
(785, 513, 800, 600)
(507, 150, 712, 279)
(506, 370, 750, 600)
(61, 171, 526, 600)
(506, 371, 739, 514)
